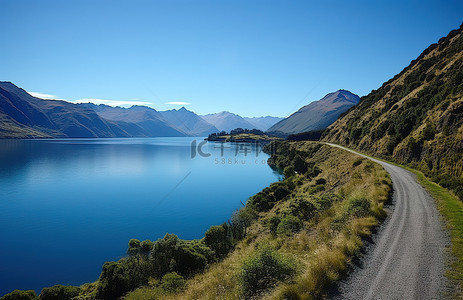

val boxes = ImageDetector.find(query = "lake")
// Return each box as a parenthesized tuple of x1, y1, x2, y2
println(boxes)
(0, 137, 281, 295)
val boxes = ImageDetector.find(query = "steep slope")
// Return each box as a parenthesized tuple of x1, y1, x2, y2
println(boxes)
(159, 107, 218, 136)
(243, 116, 284, 131)
(0, 82, 188, 138)
(267, 90, 360, 137)
(323, 23, 463, 199)
(0, 82, 119, 138)
(201, 111, 255, 132)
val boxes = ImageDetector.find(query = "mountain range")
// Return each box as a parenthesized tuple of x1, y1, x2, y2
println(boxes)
(0, 82, 285, 138)
(267, 90, 360, 137)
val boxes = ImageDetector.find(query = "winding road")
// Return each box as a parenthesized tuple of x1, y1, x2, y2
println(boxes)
(327, 143, 449, 299)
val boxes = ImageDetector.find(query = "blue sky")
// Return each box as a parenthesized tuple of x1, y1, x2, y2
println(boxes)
(1, 0, 462, 117)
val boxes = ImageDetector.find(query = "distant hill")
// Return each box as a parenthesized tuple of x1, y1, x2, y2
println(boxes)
(243, 116, 284, 131)
(159, 107, 218, 136)
(201, 111, 256, 132)
(83, 104, 187, 137)
(267, 90, 360, 137)
(323, 23, 463, 199)
(0, 82, 186, 138)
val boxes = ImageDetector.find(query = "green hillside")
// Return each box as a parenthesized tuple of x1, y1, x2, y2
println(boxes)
(323, 23, 463, 200)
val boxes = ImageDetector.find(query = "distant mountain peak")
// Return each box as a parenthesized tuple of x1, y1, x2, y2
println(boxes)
(267, 90, 360, 136)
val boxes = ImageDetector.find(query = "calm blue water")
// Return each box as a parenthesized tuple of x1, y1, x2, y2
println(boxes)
(0, 137, 281, 295)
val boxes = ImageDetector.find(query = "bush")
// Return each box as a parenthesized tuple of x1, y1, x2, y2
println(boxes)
(268, 215, 281, 235)
(231, 207, 257, 240)
(305, 165, 322, 178)
(140, 240, 153, 256)
(283, 166, 295, 179)
(289, 198, 317, 220)
(307, 184, 325, 194)
(39, 285, 80, 300)
(151, 234, 211, 278)
(239, 246, 295, 297)
(1, 290, 37, 300)
(346, 197, 371, 217)
(204, 223, 233, 258)
(315, 178, 326, 185)
(353, 159, 363, 167)
(293, 154, 307, 174)
(315, 193, 340, 210)
(97, 261, 130, 300)
(277, 215, 303, 235)
(273, 185, 290, 201)
(160, 272, 185, 293)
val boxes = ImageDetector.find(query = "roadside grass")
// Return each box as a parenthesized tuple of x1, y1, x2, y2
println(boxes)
(413, 170, 463, 296)
(325, 142, 463, 297)
(124, 143, 392, 299)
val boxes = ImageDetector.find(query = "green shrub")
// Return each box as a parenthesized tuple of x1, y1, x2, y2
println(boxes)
(39, 285, 80, 300)
(346, 197, 371, 217)
(268, 215, 281, 235)
(307, 184, 325, 194)
(160, 272, 185, 293)
(277, 215, 303, 236)
(305, 165, 322, 179)
(231, 207, 257, 240)
(293, 154, 307, 174)
(204, 223, 233, 258)
(140, 240, 153, 256)
(1, 290, 37, 300)
(315, 178, 326, 185)
(97, 261, 130, 300)
(315, 193, 340, 210)
(239, 246, 295, 297)
(289, 198, 317, 220)
(283, 166, 295, 179)
(273, 185, 290, 201)
(353, 159, 363, 167)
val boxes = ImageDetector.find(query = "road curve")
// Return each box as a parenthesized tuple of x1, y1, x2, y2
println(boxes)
(326, 143, 449, 299)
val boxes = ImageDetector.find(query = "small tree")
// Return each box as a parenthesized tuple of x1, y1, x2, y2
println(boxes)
(283, 166, 295, 179)
(97, 261, 129, 300)
(160, 272, 185, 293)
(277, 215, 303, 236)
(268, 215, 280, 235)
(230, 207, 256, 240)
(39, 285, 80, 300)
(127, 239, 141, 256)
(293, 154, 307, 174)
(204, 223, 233, 258)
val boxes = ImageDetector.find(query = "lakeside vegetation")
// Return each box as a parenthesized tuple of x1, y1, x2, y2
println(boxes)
(206, 128, 282, 143)
(1, 141, 391, 300)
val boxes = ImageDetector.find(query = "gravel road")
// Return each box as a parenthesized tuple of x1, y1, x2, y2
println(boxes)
(327, 143, 449, 299)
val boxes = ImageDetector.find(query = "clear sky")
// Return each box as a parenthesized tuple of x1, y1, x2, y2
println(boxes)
(1, 0, 462, 117)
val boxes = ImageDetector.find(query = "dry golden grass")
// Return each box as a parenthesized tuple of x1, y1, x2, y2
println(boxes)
(125, 143, 392, 300)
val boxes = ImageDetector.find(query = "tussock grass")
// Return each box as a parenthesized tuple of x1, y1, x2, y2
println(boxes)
(413, 170, 463, 297)
(125, 143, 392, 299)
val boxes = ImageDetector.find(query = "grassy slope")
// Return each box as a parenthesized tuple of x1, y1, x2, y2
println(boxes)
(126, 142, 391, 299)
(323, 24, 463, 199)
(0, 116, 51, 138)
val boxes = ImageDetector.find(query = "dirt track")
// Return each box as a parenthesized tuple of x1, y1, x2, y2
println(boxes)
(327, 143, 449, 299)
